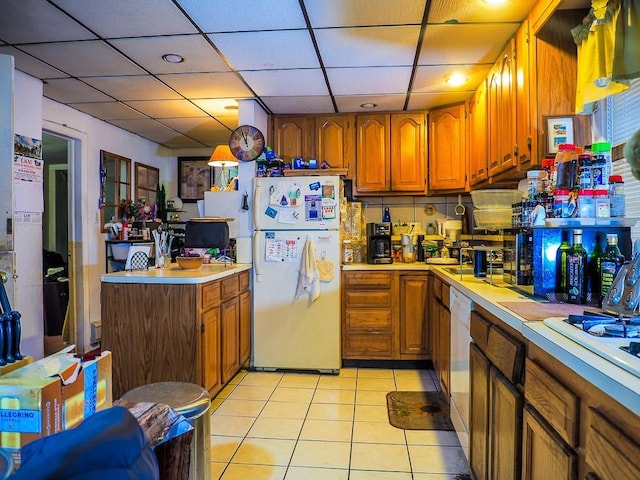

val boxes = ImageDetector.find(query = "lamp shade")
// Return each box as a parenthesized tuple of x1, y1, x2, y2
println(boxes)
(208, 145, 238, 167)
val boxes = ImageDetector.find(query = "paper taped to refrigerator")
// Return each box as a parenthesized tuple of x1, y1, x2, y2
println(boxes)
(265, 238, 299, 262)
(269, 182, 301, 207)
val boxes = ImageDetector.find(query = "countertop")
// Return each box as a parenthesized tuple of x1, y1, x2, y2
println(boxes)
(100, 262, 252, 284)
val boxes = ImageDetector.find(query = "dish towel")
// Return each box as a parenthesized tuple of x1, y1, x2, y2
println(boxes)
(294, 238, 321, 304)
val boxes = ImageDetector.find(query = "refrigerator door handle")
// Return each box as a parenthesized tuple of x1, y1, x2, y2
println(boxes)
(253, 183, 262, 230)
(253, 231, 263, 282)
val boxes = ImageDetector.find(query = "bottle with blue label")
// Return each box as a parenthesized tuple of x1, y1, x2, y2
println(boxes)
(382, 207, 391, 223)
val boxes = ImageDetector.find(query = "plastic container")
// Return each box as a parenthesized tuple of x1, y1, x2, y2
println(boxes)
(553, 189, 571, 218)
(342, 240, 354, 264)
(527, 170, 547, 200)
(578, 154, 593, 189)
(473, 208, 512, 230)
(542, 156, 557, 192)
(578, 189, 595, 218)
(470, 189, 522, 209)
(609, 175, 625, 217)
(592, 141, 612, 187)
(594, 189, 610, 218)
(555, 144, 579, 189)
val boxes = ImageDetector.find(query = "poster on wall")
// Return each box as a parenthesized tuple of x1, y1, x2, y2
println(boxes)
(13, 134, 43, 213)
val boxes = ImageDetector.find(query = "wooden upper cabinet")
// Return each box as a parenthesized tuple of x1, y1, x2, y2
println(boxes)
(315, 114, 355, 178)
(515, 19, 534, 169)
(355, 114, 391, 193)
(428, 103, 467, 192)
(469, 79, 488, 186)
(390, 113, 426, 192)
(273, 115, 314, 166)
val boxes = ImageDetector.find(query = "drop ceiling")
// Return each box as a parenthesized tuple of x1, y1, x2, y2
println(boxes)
(0, 0, 547, 149)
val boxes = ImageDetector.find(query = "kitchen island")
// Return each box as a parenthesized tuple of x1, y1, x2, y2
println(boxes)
(101, 263, 251, 399)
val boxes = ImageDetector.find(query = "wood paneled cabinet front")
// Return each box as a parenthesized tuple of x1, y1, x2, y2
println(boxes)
(428, 103, 467, 192)
(272, 115, 315, 167)
(430, 275, 450, 396)
(399, 273, 430, 357)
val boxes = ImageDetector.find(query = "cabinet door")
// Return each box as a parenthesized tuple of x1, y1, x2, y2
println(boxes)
(428, 103, 466, 192)
(437, 301, 451, 397)
(390, 112, 426, 192)
(355, 114, 390, 193)
(316, 114, 354, 177)
(273, 116, 314, 166)
(470, 343, 490, 480)
(220, 297, 240, 384)
(469, 79, 489, 186)
(201, 307, 222, 395)
(515, 20, 533, 169)
(487, 67, 501, 178)
(497, 40, 516, 174)
(239, 290, 251, 366)
(489, 366, 523, 480)
(521, 406, 576, 480)
(399, 273, 430, 356)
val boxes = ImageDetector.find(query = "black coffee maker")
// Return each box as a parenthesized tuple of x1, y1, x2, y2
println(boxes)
(366, 223, 393, 264)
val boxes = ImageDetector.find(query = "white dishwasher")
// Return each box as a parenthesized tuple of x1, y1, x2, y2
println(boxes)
(449, 286, 473, 460)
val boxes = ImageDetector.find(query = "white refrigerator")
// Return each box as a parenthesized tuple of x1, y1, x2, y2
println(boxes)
(252, 175, 341, 373)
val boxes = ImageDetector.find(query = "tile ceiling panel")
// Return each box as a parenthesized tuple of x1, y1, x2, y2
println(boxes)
(412, 64, 492, 93)
(334, 94, 406, 112)
(20, 41, 145, 77)
(109, 118, 176, 133)
(82, 76, 182, 101)
(51, 0, 197, 38)
(261, 96, 336, 115)
(0, 47, 69, 79)
(176, 0, 306, 33)
(43, 78, 114, 104)
(240, 69, 329, 97)
(209, 31, 319, 71)
(407, 91, 475, 110)
(418, 24, 519, 65)
(315, 26, 420, 68)
(427, 0, 536, 23)
(158, 117, 228, 134)
(0, 0, 96, 44)
(124, 99, 209, 119)
(305, 0, 426, 27)
(67, 102, 150, 120)
(191, 99, 240, 116)
(110, 36, 230, 74)
(327, 66, 412, 95)
(158, 72, 254, 99)
(208, 114, 239, 130)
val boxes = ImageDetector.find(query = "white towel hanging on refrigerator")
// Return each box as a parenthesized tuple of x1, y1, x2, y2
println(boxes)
(294, 237, 320, 305)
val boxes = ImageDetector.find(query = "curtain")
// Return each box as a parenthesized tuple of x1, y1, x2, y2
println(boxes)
(613, 0, 640, 81)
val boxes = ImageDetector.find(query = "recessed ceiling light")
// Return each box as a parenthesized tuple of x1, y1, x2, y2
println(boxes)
(445, 72, 467, 87)
(162, 54, 184, 64)
(224, 105, 239, 110)
(360, 103, 377, 109)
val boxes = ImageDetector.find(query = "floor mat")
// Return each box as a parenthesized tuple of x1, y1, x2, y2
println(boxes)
(386, 391, 454, 430)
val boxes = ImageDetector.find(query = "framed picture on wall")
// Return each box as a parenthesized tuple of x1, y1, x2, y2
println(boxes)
(545, 116, 575, 155)
(177, 157, 210, 202)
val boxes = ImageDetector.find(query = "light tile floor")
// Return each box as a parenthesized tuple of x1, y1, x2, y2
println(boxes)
(209, 367, 470, 479)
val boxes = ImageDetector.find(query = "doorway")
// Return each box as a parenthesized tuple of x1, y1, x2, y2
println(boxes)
(42, 133, 70, 354)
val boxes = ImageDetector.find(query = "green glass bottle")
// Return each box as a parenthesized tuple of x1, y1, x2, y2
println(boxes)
(555, 230, 571, 301)
(588, 232, 603, 304)
(566, 229, 588, 304)
(600, 234, 625, 306)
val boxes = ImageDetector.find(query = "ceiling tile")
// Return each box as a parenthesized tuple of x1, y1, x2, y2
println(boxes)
(110, 35, 230, 74)
(67, 102, 150, 120)
(241, 69, 329, 96)
(21, 41, 145, 77)
(209, 114, 239, 130)
(209, 31, 319, 70)
(191, 99, 240, 116)
(158, 117, 227, 134)
(109, 118, 175, 133)
(419, 24, 518, 65)
(159, 136, 210, 149)
(305, 0, 426, 27)
(159, 72, 254, 99)
(0, 0, 96, 44)
(334, 94, 406, 112)
(124, 99, 209, 118)
(176, 0, 306, 32)
(82, 76, 182, 101)
(427, 0, 536, 23)
(407, 91, 474, 110)
(412, 64, 492, 93)
(315, 26, 420, 68)
(327, 66, 412, 95)
(0, 46, 69, 79)
(51, 0, 197, 37)
(43, 78, 114, 103)
(261, 96, 335, 115)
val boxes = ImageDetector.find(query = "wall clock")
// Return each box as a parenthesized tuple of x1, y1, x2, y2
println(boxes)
(229, 125, 265, 162)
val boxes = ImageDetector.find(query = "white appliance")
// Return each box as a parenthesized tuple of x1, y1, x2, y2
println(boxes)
(450, 286, 473, 460)
(252, 175, 341, 373)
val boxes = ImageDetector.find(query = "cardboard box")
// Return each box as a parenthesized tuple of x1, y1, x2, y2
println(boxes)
(0, 350, 112, 468)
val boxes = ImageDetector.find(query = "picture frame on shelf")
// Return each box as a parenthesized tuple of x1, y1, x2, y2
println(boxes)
(177, 157, 210, 203)
(545, 116, 575, 155)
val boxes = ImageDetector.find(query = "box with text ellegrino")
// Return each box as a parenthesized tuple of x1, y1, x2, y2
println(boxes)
(0, 350, 112, 468)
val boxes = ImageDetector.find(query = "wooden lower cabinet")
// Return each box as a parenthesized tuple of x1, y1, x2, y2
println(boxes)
(220, 296, 240, 384)
(342, 270, 430, 360)
(430, 275, 450, 396)
(470, 343, 490, 480)
(239, 289, 251, 366)
(201, 307, 221, 395)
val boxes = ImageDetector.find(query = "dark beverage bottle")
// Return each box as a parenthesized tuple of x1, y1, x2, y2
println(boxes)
(566, 229, 588, 304)
(555, 230, 571, 301)
(588, 232, 603, 304)
(382, 207, 391, 223)
(600, 233, 625, 306)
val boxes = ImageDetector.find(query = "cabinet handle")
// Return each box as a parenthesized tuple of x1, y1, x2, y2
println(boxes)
(585, 473, 600, 480)
(201, 323, 205, 334)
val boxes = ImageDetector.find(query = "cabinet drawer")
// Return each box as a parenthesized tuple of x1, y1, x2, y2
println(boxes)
(345, 308, 392, 331)
(433, 276, 442, 301)
(486, 325, 524, 384)
(441, 282, 450, 310)
(586, 408, 640, 480)
(344, 272, 392, 289)
(238, 270, 250, 292)
(525, 359, 579, 448)
(221, 275, 239, 300)
(470, 311, 491, 352)
(344, 333, 393, 358)
(202, 281, 221, 310)
(345, 290, 392, 307)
